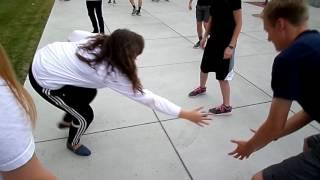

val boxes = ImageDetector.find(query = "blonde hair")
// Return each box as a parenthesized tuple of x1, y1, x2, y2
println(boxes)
(262, 0, 309, 26)
(0, 44, 36, 127)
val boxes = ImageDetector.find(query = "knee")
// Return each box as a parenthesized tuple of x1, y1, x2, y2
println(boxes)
(87, 10, 94, 16)
(85, 109, 94, 123)
(73, 108, 94, 125)
(252, 171, 263, 180)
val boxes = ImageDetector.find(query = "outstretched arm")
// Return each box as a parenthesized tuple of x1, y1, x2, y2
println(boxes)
(229, 98, 311, 160)
(106, 74, 211, 126)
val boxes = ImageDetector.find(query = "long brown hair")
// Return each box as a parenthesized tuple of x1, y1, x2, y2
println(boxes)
(76, 29, 144, 93)
(0, 44, 37, 127)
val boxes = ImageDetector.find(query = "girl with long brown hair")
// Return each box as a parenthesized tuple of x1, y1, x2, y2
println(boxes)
(0, 44, 55, 180)
(29, 29, 211, 156)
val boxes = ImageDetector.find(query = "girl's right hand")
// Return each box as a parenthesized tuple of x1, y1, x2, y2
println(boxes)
(179, 107, 212, 127)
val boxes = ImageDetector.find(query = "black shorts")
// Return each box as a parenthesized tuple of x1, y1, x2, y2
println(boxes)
(196, 5, 210, 22)
(200, 38, 235, 80)
(263, 134, 320, 180)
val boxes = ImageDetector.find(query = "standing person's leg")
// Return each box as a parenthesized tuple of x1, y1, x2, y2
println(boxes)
(136, 0, 142, 15)
(218, 80, 230, 106)
(129, 0, 137, 15)
(94, 1, 105, 33)
(188, 71, 208, 97)
(86, 1, 99, 33)
(200, 72, 208, 87)
(194, 5, 204, 48)
(209, 49, 234, 114)
(203, 6, 210, 37)
(189, 42, 213, 97)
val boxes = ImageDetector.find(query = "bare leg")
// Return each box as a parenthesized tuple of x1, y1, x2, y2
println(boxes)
(218, 80, 230, 106)
(138, 0, 142, 7)
(129, 0, 135, 6)
(200, 72, 208, 88)
(196, 21, 203, 41)
(204, 22, 209, 32)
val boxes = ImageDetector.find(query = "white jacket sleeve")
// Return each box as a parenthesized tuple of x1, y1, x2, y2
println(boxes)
(106, 73, 181, 117)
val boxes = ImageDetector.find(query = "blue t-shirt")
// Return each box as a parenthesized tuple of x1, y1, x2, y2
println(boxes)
(271, 30, 320, 122)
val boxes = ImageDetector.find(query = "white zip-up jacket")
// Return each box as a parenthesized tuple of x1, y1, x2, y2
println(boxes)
(31, 30, 181, 117)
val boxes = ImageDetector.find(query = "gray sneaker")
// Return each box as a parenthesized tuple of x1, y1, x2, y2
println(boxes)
(193, 41, 201, 48)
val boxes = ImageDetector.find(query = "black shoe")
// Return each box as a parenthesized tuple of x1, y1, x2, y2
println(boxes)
(136, 10, 141, 16)
(108, 0, 111, 3)
(131, 8, 137, 15)
(193, 41, 201, 48)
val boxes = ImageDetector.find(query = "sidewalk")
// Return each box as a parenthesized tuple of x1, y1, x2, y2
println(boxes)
(25, 0, 320, 179)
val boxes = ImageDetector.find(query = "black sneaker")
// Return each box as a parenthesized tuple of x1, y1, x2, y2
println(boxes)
(188, 86, 206, 97)
(209, 104, 232, 115)
(136, 10, 141, 16)
(193, 41, 201, 48)
(108, 0, 111, 3)
(131, 8, 137, 15)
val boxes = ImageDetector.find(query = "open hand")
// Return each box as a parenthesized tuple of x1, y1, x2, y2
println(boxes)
(183, 107, 212, 127)
(228, 140, 254, 160)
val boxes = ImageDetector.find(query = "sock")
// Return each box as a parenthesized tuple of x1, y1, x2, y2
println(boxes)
(138, 7, 141, 12)
(198, 36, 202, 42)
(132, 5, 136, 9)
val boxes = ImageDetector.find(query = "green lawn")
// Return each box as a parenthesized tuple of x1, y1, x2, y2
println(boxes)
(0, 0, 54, 82)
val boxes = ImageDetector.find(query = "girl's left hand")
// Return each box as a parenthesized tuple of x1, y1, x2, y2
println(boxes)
(223, 46, 233, 59)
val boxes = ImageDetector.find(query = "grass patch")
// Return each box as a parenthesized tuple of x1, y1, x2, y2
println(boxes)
(0, 0, 54, 83)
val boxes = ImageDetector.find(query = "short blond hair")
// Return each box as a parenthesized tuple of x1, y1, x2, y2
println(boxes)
(262, 0, 309, 26)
